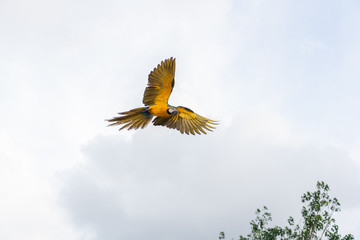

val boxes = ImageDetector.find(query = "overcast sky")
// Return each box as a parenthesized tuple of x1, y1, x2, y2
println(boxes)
(1, 0, 360, 239)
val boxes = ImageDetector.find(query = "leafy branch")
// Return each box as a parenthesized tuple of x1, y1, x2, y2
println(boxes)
(220, 181, 354, 240)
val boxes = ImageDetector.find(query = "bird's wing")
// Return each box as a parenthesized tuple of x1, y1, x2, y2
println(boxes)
(152, 106, 218, 135)
(143, 57, 176, 106)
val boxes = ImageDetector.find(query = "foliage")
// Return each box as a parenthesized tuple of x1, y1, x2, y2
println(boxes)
(220, 181, 354, 240)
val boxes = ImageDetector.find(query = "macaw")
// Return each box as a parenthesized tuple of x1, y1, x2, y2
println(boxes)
(107, 57, 218, 135)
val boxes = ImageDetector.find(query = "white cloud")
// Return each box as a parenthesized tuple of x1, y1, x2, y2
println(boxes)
(59, 113, 360, 240)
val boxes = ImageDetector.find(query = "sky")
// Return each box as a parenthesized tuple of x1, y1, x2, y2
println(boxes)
(1, 0, 360, 239)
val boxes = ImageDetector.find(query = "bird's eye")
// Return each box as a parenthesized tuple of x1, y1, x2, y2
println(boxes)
(167, 108, 178, 115)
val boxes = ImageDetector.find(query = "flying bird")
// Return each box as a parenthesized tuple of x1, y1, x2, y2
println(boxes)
(107, 57, 218, 135)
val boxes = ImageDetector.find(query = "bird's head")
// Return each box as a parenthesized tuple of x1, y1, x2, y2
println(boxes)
(167, 107, 178, 115)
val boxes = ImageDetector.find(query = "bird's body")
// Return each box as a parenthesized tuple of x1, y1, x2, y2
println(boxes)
(148, 104, 171, 117)
(107, 57, 218, 135)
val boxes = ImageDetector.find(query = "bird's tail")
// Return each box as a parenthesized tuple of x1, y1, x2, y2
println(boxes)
(107, 107, 153, 130)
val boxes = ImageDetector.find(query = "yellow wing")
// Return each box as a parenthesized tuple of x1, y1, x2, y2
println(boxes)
(143, 57, 176, 106)
(152, 106, 218, 135)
